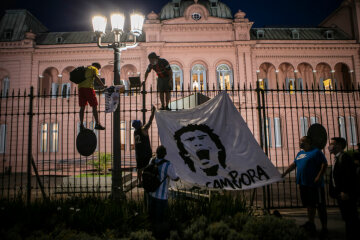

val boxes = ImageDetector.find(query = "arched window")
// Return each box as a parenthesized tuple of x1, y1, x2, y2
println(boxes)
(216, 64, 233, 90)
(191, 64, 206, 90)
(171, 65, 183, 91)
(1, 77, 9, 97)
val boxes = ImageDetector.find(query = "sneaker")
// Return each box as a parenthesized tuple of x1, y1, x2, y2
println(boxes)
(94, 123, 105, 130)
(165, 106, 171, 111)
(159, 106, 165, 110)
(80, 124, 85, 132)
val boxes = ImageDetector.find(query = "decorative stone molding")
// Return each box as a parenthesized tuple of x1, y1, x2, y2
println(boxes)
(25, 31, 36, 40)
(184, 3, 209, 21)
(234, 10, 249, 23)
(146, 11, 160, 24)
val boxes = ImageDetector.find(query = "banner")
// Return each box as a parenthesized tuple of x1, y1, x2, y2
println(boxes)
(104, 86, 123, 113)
(155, 92, 282, 190)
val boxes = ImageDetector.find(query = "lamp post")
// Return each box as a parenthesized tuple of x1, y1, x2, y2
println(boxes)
(92, 12, 144, 200)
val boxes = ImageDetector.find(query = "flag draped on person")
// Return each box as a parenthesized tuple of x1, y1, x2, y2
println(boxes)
(155, 91, 282, 190)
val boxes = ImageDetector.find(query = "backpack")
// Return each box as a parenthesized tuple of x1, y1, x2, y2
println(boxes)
(70, 66, 86, 84)
(142, 159, 168, 192)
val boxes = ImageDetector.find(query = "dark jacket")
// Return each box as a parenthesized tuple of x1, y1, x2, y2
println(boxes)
(329, 152, 358, 199)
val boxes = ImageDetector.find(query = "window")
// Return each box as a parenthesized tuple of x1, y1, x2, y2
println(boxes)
(258, 79, 269, 91)
(286, 78, 296, 94)
(0, 124, 6, 153)
(300, 117, 308, 137)
(332, 79, 338, 90)
(61, 83, 71, 98)
(297, 78, 304, 91)
(339, 116, 346, 140)
(77, 122, 87, 135)
(121, 121, 126, 150)
(217, 64, 233, 90)
(256, 30, 265, 39)
(211, 2, 218, 8)
(192, 13, 201, 21)
(50, 123, 59, 152)
(262, 118, 272, 148)
(171, 65, 183, 91)
(2, 77, 10, 97)
(130, 124, 135, 150)
(323, 79, 332, 91)
(310, 116, 318, 125)
(51, 83, 59, 98)
(89, 121, 99, 151)
(348, 116, 357, 146)
(274, 118, 282, 147)
(191, 64, 206, 90)
(292, 30, 300, 39)
(40, 123, 48, 153)
(56, 37, 63, 44)
(325, 30, 334, 40)
(4, 29, 13, 40)
(174, 2, 180, 8)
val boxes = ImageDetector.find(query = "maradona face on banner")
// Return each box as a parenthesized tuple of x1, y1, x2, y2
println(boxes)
(174, 124, 226, 177)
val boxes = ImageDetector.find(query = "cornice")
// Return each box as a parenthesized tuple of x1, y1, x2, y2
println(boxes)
(32, 48, 143, 55)
(161, 24, 233, 32)
(255, 55, 353, 58)
(253, 46, 358, 50)
(162, 44, 234, 49)
(38, 56, 141, 64)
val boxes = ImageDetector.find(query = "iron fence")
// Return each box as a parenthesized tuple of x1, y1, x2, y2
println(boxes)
(0, 83, 359, 209)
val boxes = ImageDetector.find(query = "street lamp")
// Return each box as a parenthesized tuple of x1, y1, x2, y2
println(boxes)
(92, 12, 144, 200)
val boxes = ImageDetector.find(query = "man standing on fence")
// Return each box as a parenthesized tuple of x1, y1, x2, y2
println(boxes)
(282, 136, 328, 237)
(328, 137, 359, 240)
(78, 62, 106, 131)
(132, 105, 156, 187)
(143, 52, 173, 110)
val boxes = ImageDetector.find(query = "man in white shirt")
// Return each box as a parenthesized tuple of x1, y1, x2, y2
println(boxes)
(148, 145, 179, 239)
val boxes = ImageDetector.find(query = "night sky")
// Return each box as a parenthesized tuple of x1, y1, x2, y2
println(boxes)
(0, 0, 344, 32)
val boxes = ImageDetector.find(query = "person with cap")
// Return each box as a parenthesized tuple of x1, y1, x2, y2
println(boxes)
(143, 52, 173, 110)
(79, 62, 106, 131)
(133, 105, 156, 186)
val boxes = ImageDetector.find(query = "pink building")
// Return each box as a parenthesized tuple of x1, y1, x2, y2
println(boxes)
(0, 0, 359, 201)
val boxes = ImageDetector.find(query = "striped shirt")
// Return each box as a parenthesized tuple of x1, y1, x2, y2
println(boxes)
(149, 158, 178, 200)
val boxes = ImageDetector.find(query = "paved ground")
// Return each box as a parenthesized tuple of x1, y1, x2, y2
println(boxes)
(279, 207, 347, 240)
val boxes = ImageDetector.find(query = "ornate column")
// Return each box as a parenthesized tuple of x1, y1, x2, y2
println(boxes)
(312, 70, 317, 88)
(331, 70, 335, 89)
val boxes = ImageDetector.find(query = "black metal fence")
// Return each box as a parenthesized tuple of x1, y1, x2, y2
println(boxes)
(0, 84, 359, 209)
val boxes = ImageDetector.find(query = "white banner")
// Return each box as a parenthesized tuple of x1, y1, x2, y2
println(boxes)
(104, 86, 123, 113)
(155, 92, 282, 190)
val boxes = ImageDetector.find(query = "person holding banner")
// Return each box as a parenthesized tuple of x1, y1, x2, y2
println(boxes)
(132, 105, 156, 187)
(143, 52, 173, 110)
(282, 136, 328, 237)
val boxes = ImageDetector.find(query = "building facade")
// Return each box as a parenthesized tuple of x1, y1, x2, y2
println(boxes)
(0, 0, 360, 177)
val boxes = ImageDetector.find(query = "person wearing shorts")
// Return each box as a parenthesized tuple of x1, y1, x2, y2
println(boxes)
(132, 105, 156, 186)
(282, 136, 328, 237)
(78, 62, 106, 131)
(143, 52, 173, 110)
